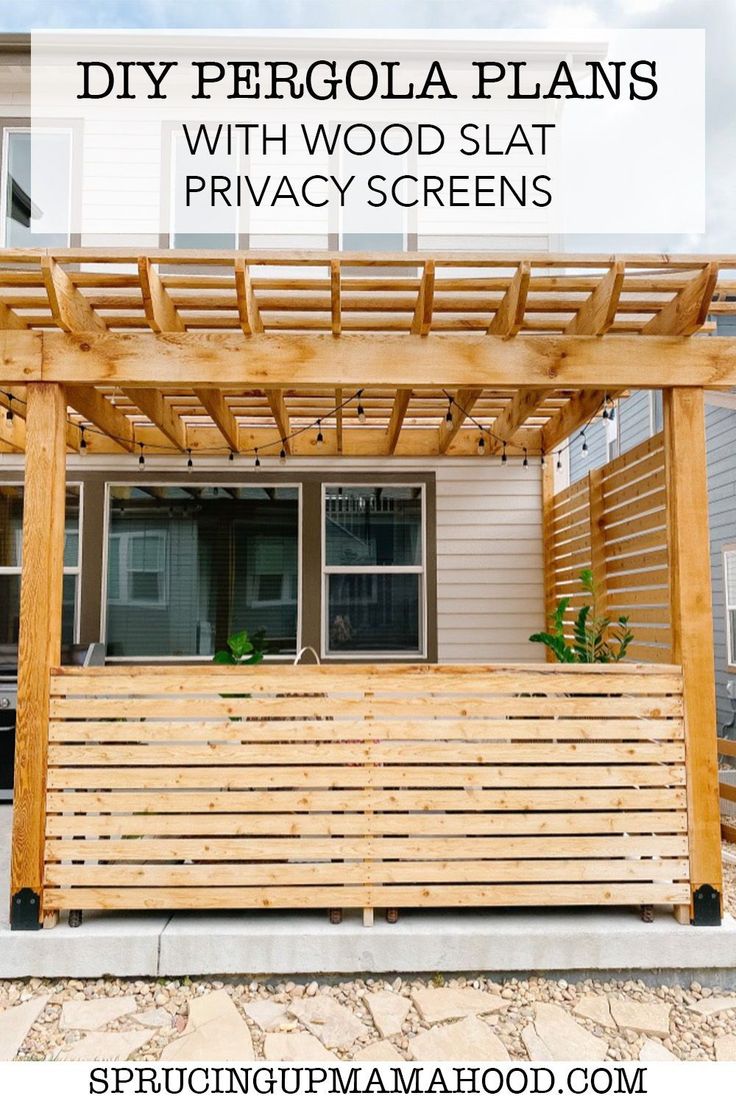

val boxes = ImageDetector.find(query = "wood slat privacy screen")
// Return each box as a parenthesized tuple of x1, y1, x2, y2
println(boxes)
(44, 664, 689, 913)
(548, 433, 671, 664)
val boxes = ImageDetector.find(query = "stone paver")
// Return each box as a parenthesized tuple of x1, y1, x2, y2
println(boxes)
(691, 995, 736, 1017)
(56, 1029, 153, 1061)
(363, 991, 411, 1038)
(521, 1023, 553, 1061)
(639, 1039, 678, 1062)
(714, 1035, 736, 1061)
(530, 1003, 608, 1062)
(0, 997, 49, 1060)
(133, 1008, 172, 1028)
(59, 995, 137, 1031)
(244, 998, 290, 1031)
(290, 994, 368, 1050)
(411, 986, 508, 1025)
(609, 997, 671, 1039)
(573, 993, 616, 1029)
(264, 1031, 335, 1062)
(409, 1015, 509, 1061)
(161, 991, 254, 1061)
(355, 1039, 404, 1061)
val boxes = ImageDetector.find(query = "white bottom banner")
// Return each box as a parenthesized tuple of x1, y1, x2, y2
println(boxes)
(1, 1061, 736, 1102)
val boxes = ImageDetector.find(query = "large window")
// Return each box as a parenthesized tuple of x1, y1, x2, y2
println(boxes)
(725, 545, 736, 669)
(2, 128, 72, 247)
(0, 484, 80, 651)
(104, 485, 298, 658)
(323, 485, 424, 656)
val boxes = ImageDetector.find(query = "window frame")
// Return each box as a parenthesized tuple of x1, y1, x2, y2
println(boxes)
(321, 482, 427, 659)
(724, 543, 736, 671)
(0, 480, 83, 644)
(100, 481, 302, 661)
(107, 530, 169, 609)
(0, 124, 74, 248)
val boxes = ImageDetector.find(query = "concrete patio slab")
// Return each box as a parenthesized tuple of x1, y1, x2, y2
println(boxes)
(3, 809, 736, 983)
(158, 908, 736, 980)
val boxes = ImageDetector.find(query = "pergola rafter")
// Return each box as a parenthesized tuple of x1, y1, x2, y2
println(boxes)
(0, 250, 734, 459)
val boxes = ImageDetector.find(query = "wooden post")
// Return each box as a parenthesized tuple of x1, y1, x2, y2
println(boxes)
(541, 459, 557, 661)
(663, 387, 723, 924)
(10, 383, 67, 929)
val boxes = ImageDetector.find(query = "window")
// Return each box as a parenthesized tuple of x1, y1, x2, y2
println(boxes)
(2, 128, 72, 247)
(169, 128, 237, 249)
(108, 533, 167, 607)
(105, 485, 299, 658)
(323, 485, 425, 656)
(725, 545, 736, 668)
(0, 484, 81, 649)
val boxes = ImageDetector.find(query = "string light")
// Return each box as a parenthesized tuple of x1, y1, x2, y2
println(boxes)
(523, 447, 528, 468)
(445, 401, 453, 424)
(602, 393, 610, 420)
(279, 444, 287, 465)
(254, 449, 261, 469)
(356, 391, 366, 423)
(228, 450, 234, 463)
(316, 420, 324, 448)
(557, 453, 563, 471)
(501, 442, 507, 464)
(581, 430, 588, 455)
(79, 427, 87, 452)
(540, 452, 546, 467)
(476, 433, 486, 456)
(186, 448, 193, 469)
(5, 396, 13, 422)
(138, 443, 145, 467)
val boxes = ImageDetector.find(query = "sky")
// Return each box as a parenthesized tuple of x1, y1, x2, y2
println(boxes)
(0, 0, 733, 252)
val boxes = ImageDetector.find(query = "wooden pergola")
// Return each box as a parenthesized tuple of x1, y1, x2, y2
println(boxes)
(2, 249, 734, 930)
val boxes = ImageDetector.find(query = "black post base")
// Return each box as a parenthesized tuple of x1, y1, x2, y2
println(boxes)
(692, 885, 721, 926)
(10, 888, 41, 930)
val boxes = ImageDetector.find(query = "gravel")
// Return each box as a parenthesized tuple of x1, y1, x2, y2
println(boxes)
(3, 972, 736, 1062)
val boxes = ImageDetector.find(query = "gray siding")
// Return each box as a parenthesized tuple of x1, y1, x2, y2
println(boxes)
(618, 391, 653, 453)
(707, 403, 736, 733)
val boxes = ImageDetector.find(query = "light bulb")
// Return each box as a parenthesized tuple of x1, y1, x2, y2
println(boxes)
(477, 435, 486, 456)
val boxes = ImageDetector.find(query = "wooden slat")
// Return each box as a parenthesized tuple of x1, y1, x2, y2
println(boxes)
(44, 836, 687, 863)
(644, 264, 718, 335)
(45, 859, 688, 887)
(411, 260, 435, 335)
(43, 884, 691, 911)
(46, 784, 688, 814)
(565, 261, 624, 335)
(49, 696, 684, 721)
(138, 258, 185, 333)
(42, 257, 107, 333)
(264, 389, 290, 453)
(47, 738, 685, 767)
(45, 811, 688, 838)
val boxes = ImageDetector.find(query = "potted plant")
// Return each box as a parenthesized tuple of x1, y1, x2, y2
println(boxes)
(530, 569, 633, 662)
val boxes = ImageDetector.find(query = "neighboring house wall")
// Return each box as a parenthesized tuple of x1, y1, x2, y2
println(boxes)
(707, 402, 736, 731)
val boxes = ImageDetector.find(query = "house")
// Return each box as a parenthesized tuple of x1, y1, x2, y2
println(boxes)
(0, 34, 732, 934)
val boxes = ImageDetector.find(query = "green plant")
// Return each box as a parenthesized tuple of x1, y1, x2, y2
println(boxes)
(530, 569, 633, 663)
(213, 628, 267, 666)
